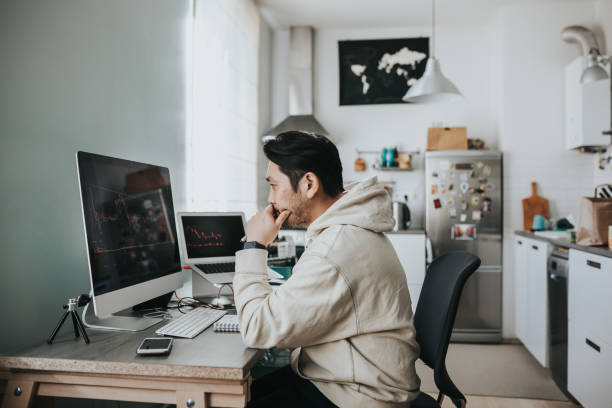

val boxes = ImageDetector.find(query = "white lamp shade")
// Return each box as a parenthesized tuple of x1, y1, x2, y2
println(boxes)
(580, 64, 609, 84)
(402, 57, 462, 103)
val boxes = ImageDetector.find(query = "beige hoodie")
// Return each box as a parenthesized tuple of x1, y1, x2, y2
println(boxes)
(233, 177, 421, 407)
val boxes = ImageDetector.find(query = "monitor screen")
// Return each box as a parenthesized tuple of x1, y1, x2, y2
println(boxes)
(77, 152, 181, 297)
(181, 215, 245, 259)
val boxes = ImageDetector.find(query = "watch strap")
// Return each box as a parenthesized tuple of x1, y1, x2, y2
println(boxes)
(243, 241, 267, 250)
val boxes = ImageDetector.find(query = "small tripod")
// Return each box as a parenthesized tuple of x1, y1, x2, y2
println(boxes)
(47, 295, 90, 344)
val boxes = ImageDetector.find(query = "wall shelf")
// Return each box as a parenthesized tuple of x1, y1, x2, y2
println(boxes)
(355, 148, 421, 155)
(372, 166, 414, 171)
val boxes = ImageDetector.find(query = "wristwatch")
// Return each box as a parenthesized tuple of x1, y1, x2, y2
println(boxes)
(242, 241, 267, 250)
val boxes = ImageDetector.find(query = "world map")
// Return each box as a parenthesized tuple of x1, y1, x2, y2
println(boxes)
(339, 38, 429, 105)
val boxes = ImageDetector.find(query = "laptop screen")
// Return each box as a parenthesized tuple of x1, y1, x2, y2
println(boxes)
(181, 215, 245, 260)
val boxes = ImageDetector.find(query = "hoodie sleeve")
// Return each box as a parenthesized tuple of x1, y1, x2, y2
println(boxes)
(233, 248, 357, 349)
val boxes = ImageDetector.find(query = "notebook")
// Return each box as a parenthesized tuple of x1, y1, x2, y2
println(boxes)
(213, 314, 240, 332)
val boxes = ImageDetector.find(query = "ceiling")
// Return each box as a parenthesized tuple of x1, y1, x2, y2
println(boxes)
(256, 0, 596, 28)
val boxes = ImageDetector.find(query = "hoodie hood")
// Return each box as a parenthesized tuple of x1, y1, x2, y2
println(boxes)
(306, 177, 394, 239)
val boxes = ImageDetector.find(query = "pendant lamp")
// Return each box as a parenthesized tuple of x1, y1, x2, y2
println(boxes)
(402, 0, 462, 103)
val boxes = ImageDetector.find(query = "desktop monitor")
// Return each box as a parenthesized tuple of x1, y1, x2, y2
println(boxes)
(76, 151, 182, 323)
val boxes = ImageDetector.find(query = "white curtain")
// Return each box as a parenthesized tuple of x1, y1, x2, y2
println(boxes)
(187, 0, 260, 216)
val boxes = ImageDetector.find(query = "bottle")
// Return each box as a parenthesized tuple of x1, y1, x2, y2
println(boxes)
(381, 148, 388, 168)
(388, 147, 396, 167)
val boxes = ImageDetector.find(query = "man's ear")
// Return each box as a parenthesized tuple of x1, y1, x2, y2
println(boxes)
(301, 172, 320, 199)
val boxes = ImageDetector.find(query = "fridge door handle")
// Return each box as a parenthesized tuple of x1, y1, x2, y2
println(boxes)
(477, 266, 503, 273)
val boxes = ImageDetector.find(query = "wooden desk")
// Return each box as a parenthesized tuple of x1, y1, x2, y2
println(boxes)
(0, 318, 264, 408)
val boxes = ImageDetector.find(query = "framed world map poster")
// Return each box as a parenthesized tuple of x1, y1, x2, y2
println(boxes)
(338, 38, 429, 105)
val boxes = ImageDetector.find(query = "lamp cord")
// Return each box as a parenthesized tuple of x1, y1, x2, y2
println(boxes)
(432, 0, 435, 57)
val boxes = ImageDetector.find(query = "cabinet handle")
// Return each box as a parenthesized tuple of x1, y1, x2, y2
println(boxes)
(586, 338, 601, 352)
(532, 245, 538, 250)
(586, 260, 601, 269)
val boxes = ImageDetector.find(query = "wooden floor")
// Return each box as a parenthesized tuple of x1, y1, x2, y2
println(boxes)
(431, 394, 577, 408)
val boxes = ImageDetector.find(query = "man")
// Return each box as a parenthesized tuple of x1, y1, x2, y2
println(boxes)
(234, 131, 420, 407)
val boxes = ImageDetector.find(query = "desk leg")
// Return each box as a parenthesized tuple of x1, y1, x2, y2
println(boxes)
(176, 390, 206, 408)
(1, 380, 36, 408)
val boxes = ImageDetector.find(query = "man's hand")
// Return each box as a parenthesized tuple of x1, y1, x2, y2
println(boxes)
(246, 205, 291, 246)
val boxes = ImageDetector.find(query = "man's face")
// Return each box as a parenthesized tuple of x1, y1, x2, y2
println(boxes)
(266, 162, 310, 228)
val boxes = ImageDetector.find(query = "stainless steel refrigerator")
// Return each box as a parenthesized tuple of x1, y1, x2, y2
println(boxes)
(425, 150, 502, 343)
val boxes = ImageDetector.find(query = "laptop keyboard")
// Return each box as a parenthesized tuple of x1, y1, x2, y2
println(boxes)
(195, 262, 235, 273)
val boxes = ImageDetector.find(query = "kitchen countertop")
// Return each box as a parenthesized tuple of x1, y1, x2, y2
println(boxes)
(514, 230, 612, 258)
(386, 229, 425, 234)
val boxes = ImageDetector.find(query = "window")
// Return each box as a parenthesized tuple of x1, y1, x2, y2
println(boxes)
(187, 0, 260, 215)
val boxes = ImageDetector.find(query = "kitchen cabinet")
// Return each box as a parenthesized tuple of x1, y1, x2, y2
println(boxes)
(514, 235, 550, 367)
(567, 249, 612, 408)
(386, 233, 426, 312)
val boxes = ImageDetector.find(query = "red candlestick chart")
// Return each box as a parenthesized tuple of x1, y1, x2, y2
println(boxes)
(185, 225, 224, 248)
(87, 185, 173, 254)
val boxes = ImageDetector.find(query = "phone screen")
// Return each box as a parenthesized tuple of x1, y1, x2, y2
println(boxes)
(140, 338, 172, 350)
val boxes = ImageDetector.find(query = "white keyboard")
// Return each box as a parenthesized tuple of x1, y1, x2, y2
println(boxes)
(155, 308, 227, 339)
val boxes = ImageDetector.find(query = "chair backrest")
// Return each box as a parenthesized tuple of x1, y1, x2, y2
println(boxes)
(414, 251, 480, 405)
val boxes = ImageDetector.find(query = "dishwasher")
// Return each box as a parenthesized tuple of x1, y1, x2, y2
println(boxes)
(547, 246, 573, 400)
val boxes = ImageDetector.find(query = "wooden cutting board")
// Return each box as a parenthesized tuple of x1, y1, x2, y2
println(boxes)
(522, 182, 549, 230)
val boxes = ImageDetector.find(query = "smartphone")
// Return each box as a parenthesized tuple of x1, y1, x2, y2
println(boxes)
(136, 337, 173, 355)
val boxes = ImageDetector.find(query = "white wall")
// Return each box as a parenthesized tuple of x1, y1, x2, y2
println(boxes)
(0, 0, 189, 353)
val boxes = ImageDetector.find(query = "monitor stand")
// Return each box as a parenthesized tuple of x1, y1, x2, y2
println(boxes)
(82, 300, 163, 332)
(210, 295, 233, 308)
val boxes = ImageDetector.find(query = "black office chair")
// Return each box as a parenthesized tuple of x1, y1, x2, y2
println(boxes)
(410, 251, 481, 408)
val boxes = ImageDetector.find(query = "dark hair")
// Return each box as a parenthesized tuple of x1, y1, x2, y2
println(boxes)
(263, 131, 343, 197)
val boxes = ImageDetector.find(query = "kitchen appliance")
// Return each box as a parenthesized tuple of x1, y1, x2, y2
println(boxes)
(263, 27, 328, 140)
(392, 197, 411, 231)
(425, 150, 502, 342)
(548, 246, 574, 400)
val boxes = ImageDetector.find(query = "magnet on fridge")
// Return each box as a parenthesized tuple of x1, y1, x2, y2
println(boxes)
(446, 197, 455, 206)
(476, 161, 484, 169)
(472, 210, 482, 221)
(440, 182, 446, 189)
(460, 213, 467, 222)
(431, 184, 439, 195)
(471, 195, 480, 206)
(433, 198, 442, 209)
(461, 200, 468, 211)
(480, 183, 487, 191)
(469, 187, 475, 193)
(448, 183, 454, 191)
(441, 188, 447, 194)
(471, 171, 477, 178)
(460, 182, 469, 193)
(449, 208, 457, 218)
(483, 166, 492, 176)
(432, 171, 439, 177)
(482, 197, 492, 212)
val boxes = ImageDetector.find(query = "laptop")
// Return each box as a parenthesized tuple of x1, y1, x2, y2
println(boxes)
(176, 212, 246, 284)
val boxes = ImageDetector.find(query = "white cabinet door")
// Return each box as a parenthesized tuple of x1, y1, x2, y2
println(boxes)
(408, 284, 422, 314)
(525, 239, 549, 367)
(568, 249, 612, 407)
(514, 237, 528, 344)
(514, 235, 549, 368)
(386, 233, 426, 285)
